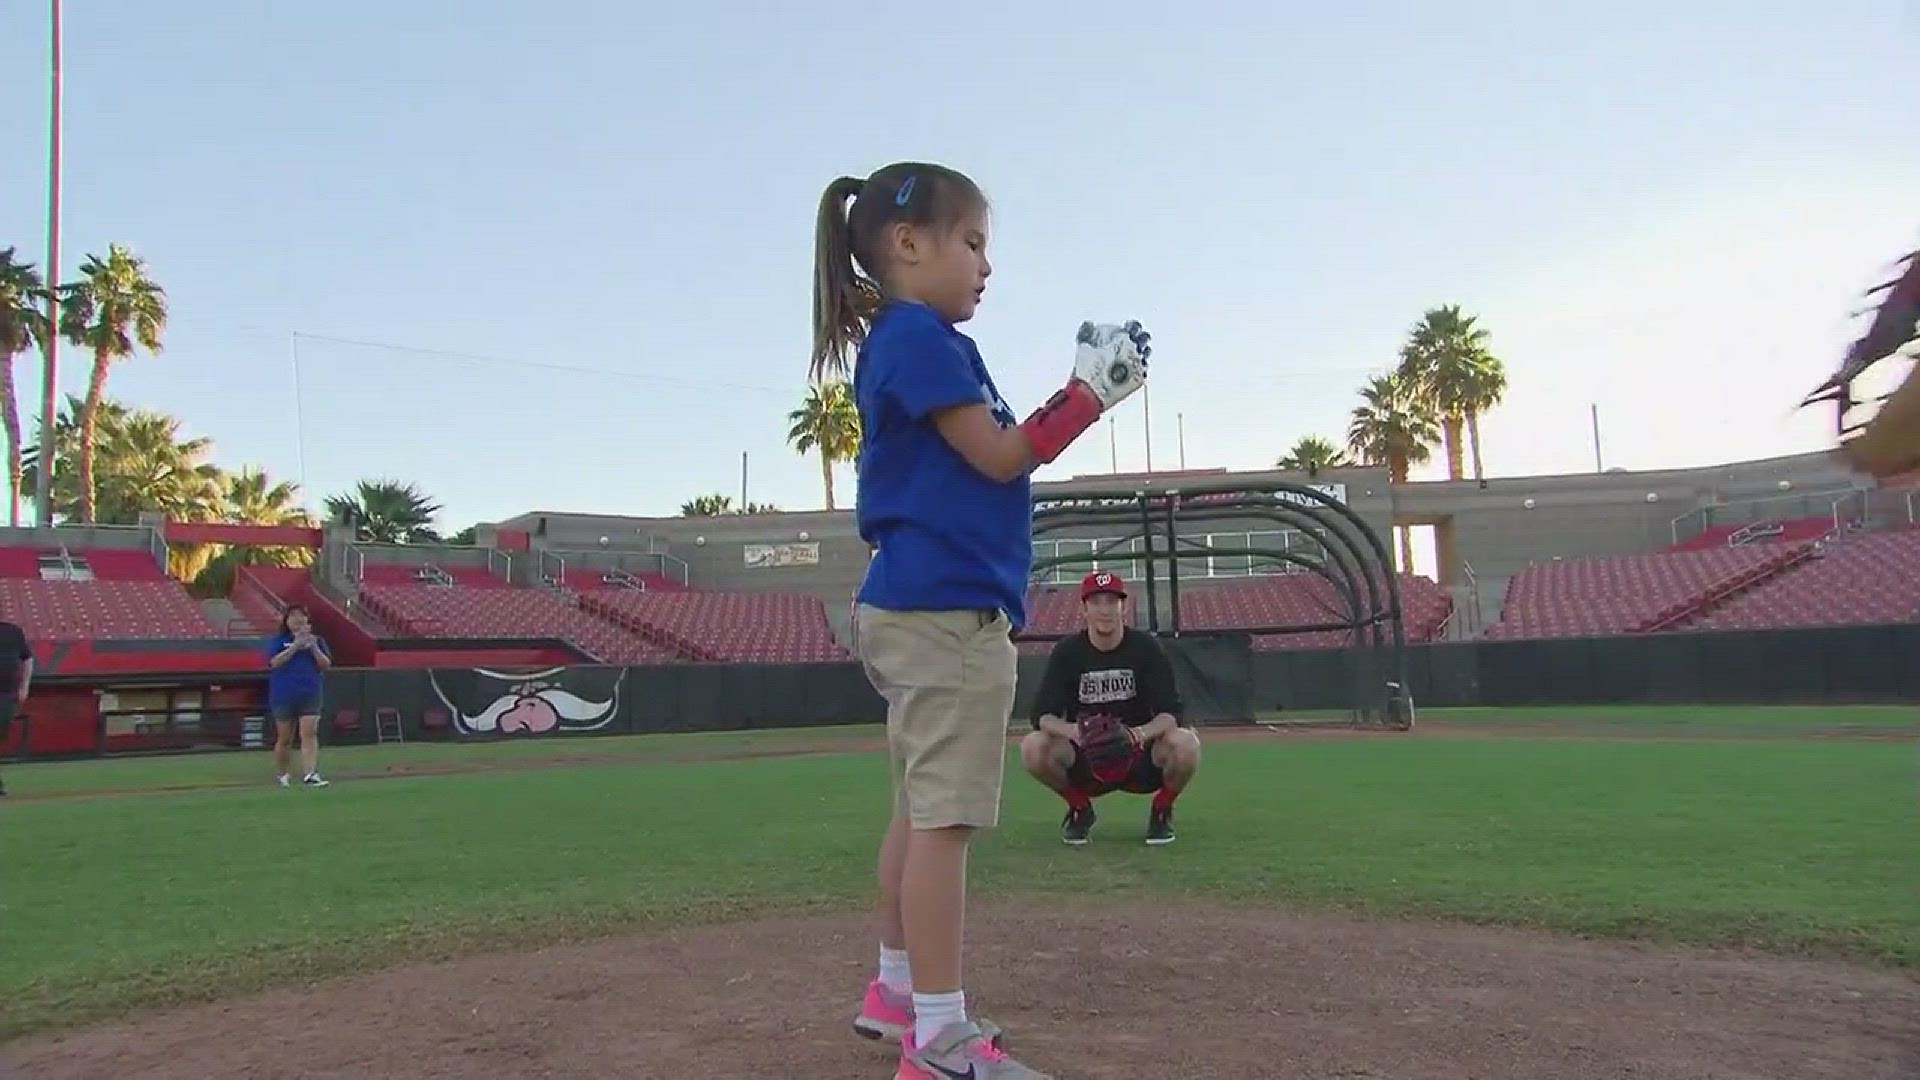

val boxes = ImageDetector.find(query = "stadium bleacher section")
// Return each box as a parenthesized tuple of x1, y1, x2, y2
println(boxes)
(1016, 572, 1454, 652)
(1484, 543, 1814, 639)
(1480, 514, 1920, 638)
(1668, 515, 1836, 552)
(580, 588, 849, 663)
(355, 569, 682, 664)
(1687, 527, 1920, 630)
(5, 498, 1910, 676)
(0, 546, 217, 641)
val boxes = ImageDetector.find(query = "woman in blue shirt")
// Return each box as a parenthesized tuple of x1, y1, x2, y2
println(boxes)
(264, 605, 332, 788)
(814, 161, 1150, 1079)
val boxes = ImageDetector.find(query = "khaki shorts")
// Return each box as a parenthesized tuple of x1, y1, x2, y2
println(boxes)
(855, 604, 1018, 830)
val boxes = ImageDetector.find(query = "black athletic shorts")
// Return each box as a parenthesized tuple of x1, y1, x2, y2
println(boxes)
(270, 694, 323, 723)
(0, 695, 15, 741)
(1067, 743, 1164, 796)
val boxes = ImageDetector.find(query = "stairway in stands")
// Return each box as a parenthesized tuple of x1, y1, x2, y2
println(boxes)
(1681, 528, 1920, 631)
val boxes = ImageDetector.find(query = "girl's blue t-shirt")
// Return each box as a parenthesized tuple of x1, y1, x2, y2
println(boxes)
(264, 633, 329, 703)
(853, 301, 1034, 628)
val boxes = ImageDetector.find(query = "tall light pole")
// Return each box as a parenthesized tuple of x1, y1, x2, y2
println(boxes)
(35, 0, 64, 526)
(1142, 383, 1153, 473)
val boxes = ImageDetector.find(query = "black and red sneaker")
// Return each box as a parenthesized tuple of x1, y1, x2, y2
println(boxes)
(1061, 804, 1096, 845)
(1146, 807, 1176, 846)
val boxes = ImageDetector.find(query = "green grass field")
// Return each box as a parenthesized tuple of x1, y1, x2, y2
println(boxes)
(1, 705, 1914, 1041)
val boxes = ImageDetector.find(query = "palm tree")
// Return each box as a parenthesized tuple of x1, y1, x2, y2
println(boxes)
(1276, 435, 1350, 478)
(1346, 374, 1439, 483)
(224, 466, 308, 528)
(192, 466, 315, 595)
(324, 479, 442, 544)
(1457, 355, 1508, 484)
(21, 396, 225, 527)
(0, 249, 50, 526)
(1394, 305, 1507, 481)
(1346, 372, 1440, 570)
(57, 244, 168, 523)
(678, 493, 780, 516)
(786, 379, 861, 510)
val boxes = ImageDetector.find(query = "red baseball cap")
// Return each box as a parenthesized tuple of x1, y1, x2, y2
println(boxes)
(1080, 570, 1128, 600)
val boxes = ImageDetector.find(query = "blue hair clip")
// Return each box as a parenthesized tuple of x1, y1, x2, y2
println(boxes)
(894, 175, 917, 207)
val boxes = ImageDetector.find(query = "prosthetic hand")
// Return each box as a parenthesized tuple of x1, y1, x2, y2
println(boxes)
(1021, 320, 1152, 466)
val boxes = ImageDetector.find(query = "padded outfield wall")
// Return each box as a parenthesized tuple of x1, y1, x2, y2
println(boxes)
(10, 622, 1911, 759)
(317, 622, 1920, 745)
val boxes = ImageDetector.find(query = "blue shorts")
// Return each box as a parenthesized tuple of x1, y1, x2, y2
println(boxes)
(270, 694, 323, 723)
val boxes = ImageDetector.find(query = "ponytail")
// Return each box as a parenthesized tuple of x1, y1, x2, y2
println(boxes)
(809, 163, 989, 382)
(812, 176, 880, 382)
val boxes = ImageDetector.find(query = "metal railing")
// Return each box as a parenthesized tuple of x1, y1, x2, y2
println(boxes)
(18, 524, 170, 576)
(1829, 489, 1867, 538)
(1668, 485, 1869, 545)
(1461, 560, 1484, 635)
(143, 524, 168, 572)
(538, 549, 566, 588)
(659, 553, 690, 586)
(486, 547, 513, 582)
(236, 566, 287, 614)
(1031, 529, 1314, 585)
(538, 547, 688, 587)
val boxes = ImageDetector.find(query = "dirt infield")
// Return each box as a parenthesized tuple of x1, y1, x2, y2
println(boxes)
(7, 902, 1915, 1079)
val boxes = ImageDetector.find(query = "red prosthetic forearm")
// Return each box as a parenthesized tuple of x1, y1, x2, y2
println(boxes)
(1020, 379, 1104, 466)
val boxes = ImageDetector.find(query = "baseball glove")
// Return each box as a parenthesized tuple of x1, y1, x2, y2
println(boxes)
(1803, 245, 1920, 479)
(1076, 712, 1143, 786)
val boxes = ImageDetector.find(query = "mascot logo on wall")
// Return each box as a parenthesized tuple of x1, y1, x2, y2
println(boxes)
(428, 666, 625, 736)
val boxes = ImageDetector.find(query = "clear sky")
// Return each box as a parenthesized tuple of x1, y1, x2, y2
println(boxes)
(1, 1, 1916, 534)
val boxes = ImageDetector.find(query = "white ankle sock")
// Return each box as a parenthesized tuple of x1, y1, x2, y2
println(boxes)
(912, 990, 966, 1047)
(878, 946, 912, 994)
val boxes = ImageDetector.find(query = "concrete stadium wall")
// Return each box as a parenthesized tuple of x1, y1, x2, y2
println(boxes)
(1396, 449, 1865, 580)
(492, 467, 1400, 605)
(482, 451, 1886, 643)
(349, 541, 501, 575)
(0, 525, 161, 553)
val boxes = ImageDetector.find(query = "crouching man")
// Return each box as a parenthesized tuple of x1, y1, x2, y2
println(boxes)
(1020, 571, 1201, 845)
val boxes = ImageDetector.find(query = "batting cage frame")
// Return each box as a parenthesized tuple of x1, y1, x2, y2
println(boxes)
(1024, 480, 1415, 730)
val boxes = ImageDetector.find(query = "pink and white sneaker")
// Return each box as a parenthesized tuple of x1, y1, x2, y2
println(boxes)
(855, 982, 1008, 1049)
(897, 1021, 1050, 1079)
(853, 979, 913, 1043)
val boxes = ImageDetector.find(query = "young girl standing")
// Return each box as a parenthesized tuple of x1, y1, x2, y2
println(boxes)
(264, 605, 332, 788)
(815, 162, 1150, 1080)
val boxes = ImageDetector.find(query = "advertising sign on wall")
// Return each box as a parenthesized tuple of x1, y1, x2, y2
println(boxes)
(744, 542, 821, 569)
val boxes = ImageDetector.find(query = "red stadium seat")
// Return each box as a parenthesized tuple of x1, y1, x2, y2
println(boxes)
(1688, 528, 1920, 630)
(357, 580, 681, 664)
(0, 547, 218, 641)
(581, 590, 850, 663)
(1016, 573, 1452, 652)
(1485, 543, 1817, 639)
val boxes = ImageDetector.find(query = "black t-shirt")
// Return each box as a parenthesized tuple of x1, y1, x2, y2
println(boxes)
(0, 621, 33, 693)
(1030, 628, 1184, 730)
